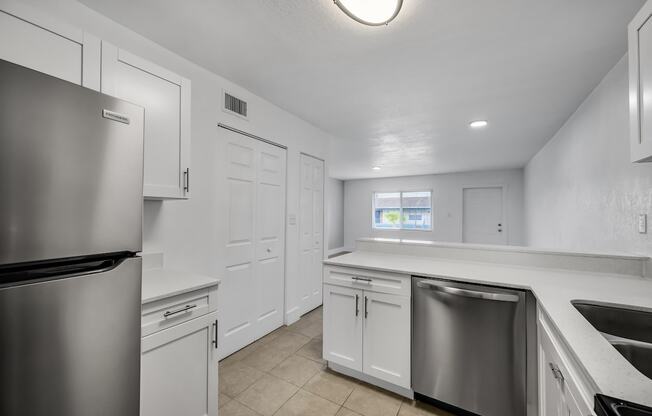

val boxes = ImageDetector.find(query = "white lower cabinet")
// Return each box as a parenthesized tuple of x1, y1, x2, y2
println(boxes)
(362, 291, 411, 388)
(141, 311, 218, 416)
(538, 309, 595, 416)
(323, 285, 363, 371)
(323, 266, 411, 390)
(141, 286, 219, 416)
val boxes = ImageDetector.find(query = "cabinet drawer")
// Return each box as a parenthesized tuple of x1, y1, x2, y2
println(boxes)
(141, 289, 210, 337)
(324, 266, 410, 297)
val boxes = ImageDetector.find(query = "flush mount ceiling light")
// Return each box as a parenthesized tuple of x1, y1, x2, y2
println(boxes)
(334, 0, 403, 26)
(469, 120, 489, 128)
(372, 166, 382, 170)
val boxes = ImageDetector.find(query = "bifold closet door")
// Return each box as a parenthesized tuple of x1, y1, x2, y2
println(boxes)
(299, 154, 324, 315)
(220, 128, 286, 358)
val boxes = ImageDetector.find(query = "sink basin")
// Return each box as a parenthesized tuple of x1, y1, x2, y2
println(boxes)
(573, 301, 652, 379)
(595, 394, 652, 416)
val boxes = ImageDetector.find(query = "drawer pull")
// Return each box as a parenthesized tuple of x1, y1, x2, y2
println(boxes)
(549, 362, 565, 382)
(351, 276, 372, 283)
(163, 304, 197, 318)
(212, 320, 218, 349)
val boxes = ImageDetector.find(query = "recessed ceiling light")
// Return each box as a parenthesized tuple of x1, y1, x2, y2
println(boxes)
(469, 120, 488, 128)
(372, 166, 381, 171)
(334, 0, 403, 26)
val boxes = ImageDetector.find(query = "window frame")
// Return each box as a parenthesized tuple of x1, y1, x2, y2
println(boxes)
(372, 190, 433, 231)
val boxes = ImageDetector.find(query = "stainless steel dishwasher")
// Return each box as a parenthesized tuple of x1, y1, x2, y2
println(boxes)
(412, 276, 537, 416)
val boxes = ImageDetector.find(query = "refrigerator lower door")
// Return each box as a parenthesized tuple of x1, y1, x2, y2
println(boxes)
(0, 256, 141, 416)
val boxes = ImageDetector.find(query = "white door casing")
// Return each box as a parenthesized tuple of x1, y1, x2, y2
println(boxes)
(220, 127, 286, 358)
(462, 186, 507, 245)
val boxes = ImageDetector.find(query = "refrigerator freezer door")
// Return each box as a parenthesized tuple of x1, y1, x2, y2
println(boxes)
(0, 59, 144, 266)
(0, 256, 141, 416)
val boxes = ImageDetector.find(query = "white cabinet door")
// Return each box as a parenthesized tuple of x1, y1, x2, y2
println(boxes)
(362, 291, 411, 388)
(101, 42, 191, 199)
(629, 1, 652, 162)
(539, 330, 564, 416)
(220, 127, 287, 358)
(0, 3, 100, 90)
(323, 284, 363, 371)
(299, 154, 325, 314)
(141, 311, 218, 416)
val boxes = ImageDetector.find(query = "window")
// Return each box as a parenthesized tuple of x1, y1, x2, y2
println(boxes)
(373, 191, 432, 230)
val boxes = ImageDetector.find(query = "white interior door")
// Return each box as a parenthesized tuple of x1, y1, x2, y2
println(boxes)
(462, 187, 507, 245)
(299, 154, 325, 315)
(221, 128, 286, 358)
(254, 144, 287, 339)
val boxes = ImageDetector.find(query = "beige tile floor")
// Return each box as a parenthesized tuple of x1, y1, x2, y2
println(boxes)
(218, 307, 454, 416)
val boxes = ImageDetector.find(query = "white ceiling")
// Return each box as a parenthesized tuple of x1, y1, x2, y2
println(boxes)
(78, 0, 644, 179)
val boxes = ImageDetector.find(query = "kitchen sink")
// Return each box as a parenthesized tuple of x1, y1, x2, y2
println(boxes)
(595, 394, 652, 416)
(572, 301, 652, 379)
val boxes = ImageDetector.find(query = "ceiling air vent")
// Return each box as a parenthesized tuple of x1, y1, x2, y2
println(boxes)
(224, 91, 248, 119)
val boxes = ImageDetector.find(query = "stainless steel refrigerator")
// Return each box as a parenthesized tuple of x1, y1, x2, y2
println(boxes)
(0, 59, 144, 416)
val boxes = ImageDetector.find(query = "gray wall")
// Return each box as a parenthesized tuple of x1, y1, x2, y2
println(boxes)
(343, 169, 525, 249)
(524, 56, 652, 255)
(327, 178, 345, 250)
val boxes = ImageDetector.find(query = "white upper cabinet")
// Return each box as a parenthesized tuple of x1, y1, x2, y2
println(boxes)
(101, 42, 191, 199)
(629, 0, 652, 162)
(0, 2, 100, 90)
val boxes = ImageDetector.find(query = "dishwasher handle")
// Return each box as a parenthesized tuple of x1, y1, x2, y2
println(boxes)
(416, 280, 520, 303)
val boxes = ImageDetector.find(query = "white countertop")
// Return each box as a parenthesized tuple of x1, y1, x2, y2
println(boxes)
(142, 268, 220, 304)
(324, 250, 652, 407)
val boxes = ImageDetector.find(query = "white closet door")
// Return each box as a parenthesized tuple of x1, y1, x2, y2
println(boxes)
(220, 127, 286, 358)
(299, 154, 325, 315)
(222, 130, 258, 357)
(299, 156, 314, 310)
(254, 144, 287, 339)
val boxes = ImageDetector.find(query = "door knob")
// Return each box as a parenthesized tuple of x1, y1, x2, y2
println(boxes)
(266, 248, 271, 253)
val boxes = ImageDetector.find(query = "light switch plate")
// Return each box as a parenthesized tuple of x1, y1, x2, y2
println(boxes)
(638, 214, 647, 234)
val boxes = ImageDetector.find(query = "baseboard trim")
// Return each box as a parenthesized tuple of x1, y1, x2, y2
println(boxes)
(285, 306, 301, 325)
(328, 362, 414, 399)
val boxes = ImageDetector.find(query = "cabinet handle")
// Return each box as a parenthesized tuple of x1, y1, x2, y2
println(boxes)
(163, 304, 197, 318)
(184, 168, 190, 193)
(212, 320, 218, 349)
(351, 276, 372, 283)
(355, 294, 359, 316)
(364, 296, 368, 319)
(549, 362, 564, 382)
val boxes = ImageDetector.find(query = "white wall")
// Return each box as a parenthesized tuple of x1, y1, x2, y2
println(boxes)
(327, 178, 344, 251)
(343, 169, 525, 248)
(23, 0, 338, 323)
(524, 56, 652, 255)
